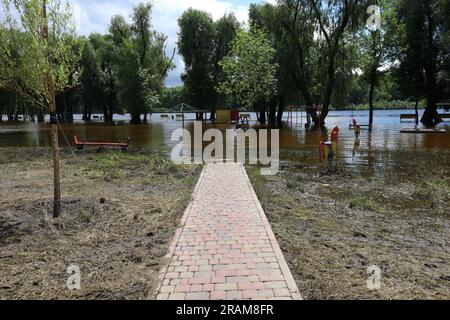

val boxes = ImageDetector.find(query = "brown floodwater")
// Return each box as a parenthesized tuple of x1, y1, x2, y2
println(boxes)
(1, 110, 449, 171)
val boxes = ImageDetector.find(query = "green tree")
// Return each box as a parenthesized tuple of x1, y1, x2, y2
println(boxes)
(178, 10, 239, 118)
(89, 33, 119, 122)
(308, 0, 367, 124)
(395, 0, 448, 125)
(249, 1, 313, 124)
(178, 9, 215, 112)
(359, 0, 397, 128)
(115, 3, 174, 124)
(0, 0, 81, 217)
(218, 29, 278, 121)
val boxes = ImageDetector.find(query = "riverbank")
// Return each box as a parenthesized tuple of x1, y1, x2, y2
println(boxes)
(0, 148, 201, 299)
(247, 149, 450, 300)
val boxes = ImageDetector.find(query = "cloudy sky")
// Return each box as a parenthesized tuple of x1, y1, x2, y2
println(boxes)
(71, 0, 275, 87)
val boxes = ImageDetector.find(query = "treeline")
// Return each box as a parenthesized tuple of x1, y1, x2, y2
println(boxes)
(1, 0, 449, 127)
(177, 0, 450, 126)
(0, 2, 173, 124)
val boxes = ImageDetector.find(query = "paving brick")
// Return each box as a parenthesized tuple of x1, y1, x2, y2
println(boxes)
(226, 291, 243, 300)
(156, 163, 301, 301)
(186, 292, 210, 300)
(210, 291, 226, 300)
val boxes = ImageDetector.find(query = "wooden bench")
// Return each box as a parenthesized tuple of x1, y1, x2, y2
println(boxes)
(74, 135, 130, 151)
(441, 114, 450, 121)
(400, 114, 418, 122)
(160, 114, 170, 120)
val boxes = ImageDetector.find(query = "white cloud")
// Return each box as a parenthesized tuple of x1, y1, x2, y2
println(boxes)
(71, 0, 252, 86)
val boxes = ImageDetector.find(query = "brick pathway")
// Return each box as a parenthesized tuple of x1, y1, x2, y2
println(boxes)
(156, 163, 301, 300)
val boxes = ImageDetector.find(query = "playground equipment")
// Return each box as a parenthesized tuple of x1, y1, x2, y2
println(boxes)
(215, 109, 241, 124)
(216, 110, 232, 124)
(74, 135, 130, 151)
(349, 118, 370, 130)
(351, 119, 363, 137)
(236, 114, 250, 131)
(319, 126, 340, 169)
(287, 105, 323, 128)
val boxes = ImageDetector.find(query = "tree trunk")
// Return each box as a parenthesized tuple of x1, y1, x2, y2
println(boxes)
(321, 47, 339, 124)
(277, 96, 285, 125)
(143, 113, 148, 123)
(130, 113, 141, 124)
(368, 78, 375, 129)
(421, 1, 441, 126)
(49, 95, 61, 218)
(415, 96, 419, 126)
(268, 98, 277, 125)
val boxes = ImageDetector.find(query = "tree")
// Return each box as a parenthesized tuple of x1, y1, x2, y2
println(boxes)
(178, 10, 239, 118)
(359, 0, 397, 128)
(0, 0, 81, 217)
(178, 9, 215, 112)
(89, 33, 119, 123)
(250, 1, 317, 124)
(218, 29, 279, 119)
(308, 0, 367, 124)
(395, 0, 447, 126)
(115, 3, 174, 124)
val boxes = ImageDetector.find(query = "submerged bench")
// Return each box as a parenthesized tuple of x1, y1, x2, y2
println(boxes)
(400, 114, 418, 122)
(74, 135, 130, 151)
(400, 128, 447, 134)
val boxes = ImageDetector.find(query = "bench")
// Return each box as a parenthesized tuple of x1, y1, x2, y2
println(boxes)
(74, 135, 130, 151)
(400, 114, 418, 122)
(160, 114, 170, 120)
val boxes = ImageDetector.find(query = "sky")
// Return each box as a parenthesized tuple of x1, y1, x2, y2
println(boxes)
(71, 0, 276, 87)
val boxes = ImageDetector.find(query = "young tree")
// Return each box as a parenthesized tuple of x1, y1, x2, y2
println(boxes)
(0, 0, 81, 217)
(218, 29, 279, 119)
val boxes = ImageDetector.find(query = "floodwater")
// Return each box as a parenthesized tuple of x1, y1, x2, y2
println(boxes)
(1, 110, 449, 170)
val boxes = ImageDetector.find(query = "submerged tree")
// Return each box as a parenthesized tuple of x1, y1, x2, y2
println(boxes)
(308, 0, 367, 124)
(0, 0, 81, 217)
(115, 3, 174, 124)
(218, 29, 278, 121)
(395, 0, 448, 126)
(359, 0, 397, 128)
(178, 9, 239, 118)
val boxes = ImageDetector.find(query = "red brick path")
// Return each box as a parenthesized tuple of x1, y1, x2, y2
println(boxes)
(156, 163, 301, 300)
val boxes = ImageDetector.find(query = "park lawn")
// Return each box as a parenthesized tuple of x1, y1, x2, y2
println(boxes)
(0, 147, 201, 299)
(247, 149, 450, 300)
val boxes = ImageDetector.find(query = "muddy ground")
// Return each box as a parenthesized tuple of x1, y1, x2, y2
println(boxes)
(248, 149, 450, 300)
(0, 147, 200, 300)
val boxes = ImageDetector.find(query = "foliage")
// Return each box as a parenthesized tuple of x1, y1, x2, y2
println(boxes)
(178, 10, 239, 111)
(218, 29, 279, 110)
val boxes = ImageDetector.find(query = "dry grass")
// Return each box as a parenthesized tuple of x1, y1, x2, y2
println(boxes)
(247, 148, 450, 300)
(0, 147, 201, 300)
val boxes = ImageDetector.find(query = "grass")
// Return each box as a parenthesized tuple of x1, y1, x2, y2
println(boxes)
(246, 148, 450, 300)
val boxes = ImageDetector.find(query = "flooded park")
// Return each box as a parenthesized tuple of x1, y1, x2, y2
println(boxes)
(1, 0, 450, 303)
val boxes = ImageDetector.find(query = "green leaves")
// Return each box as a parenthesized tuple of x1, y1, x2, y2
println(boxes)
(218, 29, 279, 110)
(0, 0, 81, 108)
